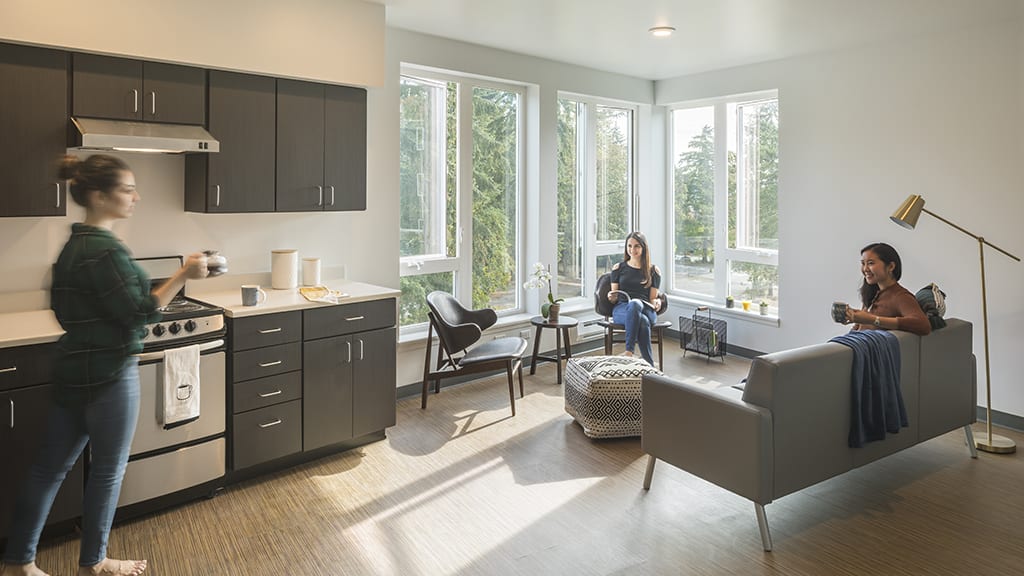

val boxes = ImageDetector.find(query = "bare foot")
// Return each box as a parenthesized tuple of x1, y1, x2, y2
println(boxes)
(620, 351, 634, 358)
(77, 558, 147, 576)
(0, 562, 50, 576)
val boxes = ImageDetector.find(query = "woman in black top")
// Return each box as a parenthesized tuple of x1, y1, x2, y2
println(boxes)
(607, 232, 662, 366)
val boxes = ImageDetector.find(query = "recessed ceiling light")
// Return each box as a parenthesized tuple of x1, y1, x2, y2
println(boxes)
(649, 26, 675, 38)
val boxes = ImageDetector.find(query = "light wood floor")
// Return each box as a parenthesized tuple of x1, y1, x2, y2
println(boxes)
(28, 345, 1024, 575)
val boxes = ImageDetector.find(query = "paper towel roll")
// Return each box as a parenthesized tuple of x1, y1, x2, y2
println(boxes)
(271, 249, 298, 289)
(302, 257, 321, 286)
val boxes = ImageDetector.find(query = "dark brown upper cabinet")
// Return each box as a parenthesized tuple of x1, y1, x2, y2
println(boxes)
(276, 80, 366, 212)
(0, 43, 68, 217)
(185, 71, 276, 213)
(325, 85, 367, 211)
(72, 53, 205, 125)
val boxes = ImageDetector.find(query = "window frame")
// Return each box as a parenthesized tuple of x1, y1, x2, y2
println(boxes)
(556, 92, 639, 311)
(399, 66, 527, 336)
(666, 90, 779, 311)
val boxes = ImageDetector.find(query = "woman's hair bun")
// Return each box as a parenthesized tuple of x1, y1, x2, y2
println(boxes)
(57, 155, 81, 181)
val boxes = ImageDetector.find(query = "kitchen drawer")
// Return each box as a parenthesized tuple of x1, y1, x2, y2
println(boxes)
(230, 312, 301, 352)
(232, 371, 301, 414)
(0, 344, 55, 392)
(303, 298, 396, 340)
(232, 399, 301, 470)
(231, 342, 301, 383)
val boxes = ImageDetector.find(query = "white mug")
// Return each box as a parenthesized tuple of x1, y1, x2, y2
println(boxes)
(241, 284, 267, 306)
(302, 257, 321, 286)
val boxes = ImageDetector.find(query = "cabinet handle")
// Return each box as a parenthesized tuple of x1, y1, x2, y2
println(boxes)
(9, 399, 12, 429)
(56, 182, 61, 208)
(151, 91, 156, 115)
(329, 185, 335, 206)
(0, 366, 17, 374)
(317, 185, 323, 206)
(215, 185, 221, 207)
(346, 341, 352, 363)
(345, 316, 364, 322)
(258, 390, 283, 398)
(258, 328, 282, 334)
(258, 419, 282, 429)
(359, 339, 364, 361)
(132, 89, 138, 113)
(258, 360, 282, 368)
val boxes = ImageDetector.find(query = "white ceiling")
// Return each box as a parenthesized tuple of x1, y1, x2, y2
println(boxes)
(380, 0, 1020, 80)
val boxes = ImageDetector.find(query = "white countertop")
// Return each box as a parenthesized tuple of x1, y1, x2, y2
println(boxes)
(0, 310, 64, 348)
(189, 278, 400, 318)
(0, 279, 400, 348)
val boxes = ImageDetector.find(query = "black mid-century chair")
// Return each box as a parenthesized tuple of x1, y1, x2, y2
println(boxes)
(594, 271, 672, 370)
(422, 291, 529, 416)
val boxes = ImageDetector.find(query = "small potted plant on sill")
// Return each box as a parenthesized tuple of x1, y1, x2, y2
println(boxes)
(725, 295, 734, 309)
(524, 262, 565, 322)
(759, 300, 769, 315)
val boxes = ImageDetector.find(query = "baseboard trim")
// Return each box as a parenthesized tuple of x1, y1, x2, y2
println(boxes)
(976, 407, 1024, 432)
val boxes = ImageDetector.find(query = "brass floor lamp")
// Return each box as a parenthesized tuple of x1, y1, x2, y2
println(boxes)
(891, 194, 1020, 454)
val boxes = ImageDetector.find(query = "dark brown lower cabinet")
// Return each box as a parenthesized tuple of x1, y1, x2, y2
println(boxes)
(1, 383, 84, 540)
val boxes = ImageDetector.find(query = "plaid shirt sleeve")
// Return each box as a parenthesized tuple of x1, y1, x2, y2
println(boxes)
(87, 247, 161, 328)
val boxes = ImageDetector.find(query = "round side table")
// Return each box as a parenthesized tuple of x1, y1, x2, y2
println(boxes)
(529, 315, 578, 384)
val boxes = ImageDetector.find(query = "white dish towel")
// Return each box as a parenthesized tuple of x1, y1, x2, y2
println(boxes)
(162, 344, 201, 429)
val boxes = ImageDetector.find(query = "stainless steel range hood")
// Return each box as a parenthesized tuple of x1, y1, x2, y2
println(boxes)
(70, 117, 220, 154)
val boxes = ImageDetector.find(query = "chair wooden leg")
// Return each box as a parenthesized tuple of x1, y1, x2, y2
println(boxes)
(604, 328, 613, 355)
(422, 327, 434, 410)
(506, 359, 516, 417)
(517, 360, 524, 397)
(656, 327, 664, 371)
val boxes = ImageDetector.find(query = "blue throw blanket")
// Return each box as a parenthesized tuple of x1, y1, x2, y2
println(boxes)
(829, 330, 907, 447)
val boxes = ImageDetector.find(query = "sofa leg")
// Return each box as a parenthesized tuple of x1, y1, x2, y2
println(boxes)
(642, 455, 656, 490)
(755, 503, 773, 552)
(964, 425, 978, 459)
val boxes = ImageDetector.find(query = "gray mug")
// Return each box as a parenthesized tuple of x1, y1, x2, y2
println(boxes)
(832, 301, 848, 323)
(241, 285, 267, 307)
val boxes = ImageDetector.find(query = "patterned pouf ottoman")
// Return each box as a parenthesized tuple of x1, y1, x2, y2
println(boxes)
(564, 355, 663, 439)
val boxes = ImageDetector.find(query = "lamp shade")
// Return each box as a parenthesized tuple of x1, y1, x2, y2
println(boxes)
(890, 194, 925, 229)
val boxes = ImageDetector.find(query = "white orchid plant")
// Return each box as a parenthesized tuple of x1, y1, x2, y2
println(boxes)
(523, 262, 564, 317)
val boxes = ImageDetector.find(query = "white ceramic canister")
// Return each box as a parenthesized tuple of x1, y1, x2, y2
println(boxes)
(302, 257, 322, 286)
(271, 249, 299, 289)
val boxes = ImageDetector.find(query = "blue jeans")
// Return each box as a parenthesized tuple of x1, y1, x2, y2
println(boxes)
(612, 300, 657, 366)
(3, 357, 140, 568)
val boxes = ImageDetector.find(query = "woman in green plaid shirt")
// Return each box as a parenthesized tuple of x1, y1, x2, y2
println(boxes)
(2, 155, 208, 576)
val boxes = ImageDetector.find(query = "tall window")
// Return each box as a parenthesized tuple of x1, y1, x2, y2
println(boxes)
(670, 93, 779, 313)
(557, 96, 636, 305)
(399, 70, 524, 331)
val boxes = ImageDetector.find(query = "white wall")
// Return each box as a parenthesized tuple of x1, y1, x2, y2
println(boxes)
(0, 0, 384, 87)
(656, 16, 1024, 417)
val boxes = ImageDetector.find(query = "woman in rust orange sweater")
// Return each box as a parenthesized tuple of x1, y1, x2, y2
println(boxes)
(842, 242, 930, 336)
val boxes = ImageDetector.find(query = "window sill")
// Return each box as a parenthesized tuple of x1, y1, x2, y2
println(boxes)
(667, 295, 780, 327)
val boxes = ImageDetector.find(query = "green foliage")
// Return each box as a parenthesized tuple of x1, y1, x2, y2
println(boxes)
(399, 273, 454, 326)
(471, 87, 518, 310)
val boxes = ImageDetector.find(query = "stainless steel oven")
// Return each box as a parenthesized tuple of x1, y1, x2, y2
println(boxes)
(114, 256, 228, 518)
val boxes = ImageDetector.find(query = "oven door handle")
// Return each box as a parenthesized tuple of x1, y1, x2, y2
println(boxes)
(135, 339, 225, 363)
